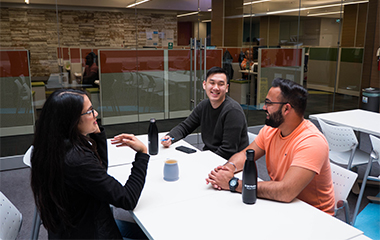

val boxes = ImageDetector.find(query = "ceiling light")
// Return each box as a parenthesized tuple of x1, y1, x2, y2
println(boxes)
(208, 8, 212, 11)
(126, 0, 150, 8)
(244, 14, 256, 17)
(244, 0, 368, 17)
(177, 11, 199, 18)
(308, 11, 343, 16)
(306, 0, 368, 10)
(266, 8, 302, 15)
(244, 0, 270, 5)
(25, 0, 29, 4)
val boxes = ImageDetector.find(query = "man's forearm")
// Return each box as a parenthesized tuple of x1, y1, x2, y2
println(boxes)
(257, 181, 295, 202)
(232, 180, 292, 202)
(225, 151, 246, 172)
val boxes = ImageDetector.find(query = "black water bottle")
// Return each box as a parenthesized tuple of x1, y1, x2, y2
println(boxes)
(148, 118, 158, 155)
(242, 149, 257, 204)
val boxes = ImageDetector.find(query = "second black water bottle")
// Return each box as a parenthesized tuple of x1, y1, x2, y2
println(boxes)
(148, 118, 158, 155)
(242, 149, 257, 204)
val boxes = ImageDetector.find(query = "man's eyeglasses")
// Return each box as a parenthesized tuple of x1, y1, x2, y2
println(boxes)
(81, 108, 95, 118)
(264, 99, 288, 106)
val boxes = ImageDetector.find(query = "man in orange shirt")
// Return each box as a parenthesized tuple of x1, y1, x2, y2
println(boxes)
(206, 78, 335, 215)
(240, 50, 254, 70)
(240, 50, 254, 80)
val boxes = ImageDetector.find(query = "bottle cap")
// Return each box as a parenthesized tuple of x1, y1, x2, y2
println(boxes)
(150, 118, 156, 123)
(246, 149, 255, 160)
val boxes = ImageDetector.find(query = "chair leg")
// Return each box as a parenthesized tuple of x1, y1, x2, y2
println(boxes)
(351, 158, 373, 226)
(31, 206, 41, 240)
(343, 201, 350, 224)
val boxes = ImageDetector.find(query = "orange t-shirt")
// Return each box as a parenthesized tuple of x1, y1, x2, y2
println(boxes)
(255, 120, 335, 215)
(240, 58, 254, 70)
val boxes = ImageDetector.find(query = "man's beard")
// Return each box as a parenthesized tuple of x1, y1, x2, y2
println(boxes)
(265, 107, 284, 128)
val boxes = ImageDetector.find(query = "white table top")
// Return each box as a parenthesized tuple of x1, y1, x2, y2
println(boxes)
(139, 71, 191, 84)
(107, 146, 364, 240)
(45, 73, 93, 89)
(349, 234, 373, 240)
(309, 109, 380, 137)
(239, 69, 258, 74)
(107, 132, 198, 167)
(22, 133, 198, 168)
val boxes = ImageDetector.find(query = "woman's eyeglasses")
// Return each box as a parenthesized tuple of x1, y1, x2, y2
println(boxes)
(81, 108, 95, 118)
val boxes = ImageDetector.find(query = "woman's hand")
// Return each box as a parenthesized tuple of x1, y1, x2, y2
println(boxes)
(111, 134, 147, 154)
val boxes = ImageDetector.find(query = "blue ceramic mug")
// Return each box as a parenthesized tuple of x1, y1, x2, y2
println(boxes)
(163, 159, 179, 181)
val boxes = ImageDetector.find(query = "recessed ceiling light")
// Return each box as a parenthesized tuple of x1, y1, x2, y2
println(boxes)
(177, 12, 199, 18)
(126, 0, 150, 8)
(244, 0, 270, 5)
(308, 11, 343, 16)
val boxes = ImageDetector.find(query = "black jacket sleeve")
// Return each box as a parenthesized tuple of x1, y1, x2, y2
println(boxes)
(89, 127, 108, 169)
(65, 132, 149, 211)
(213, 108, 248, 159)
(168, 102, 202, 142)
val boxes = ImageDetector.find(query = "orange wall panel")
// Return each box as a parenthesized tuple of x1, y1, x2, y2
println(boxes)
(0, 50, 29, 77)
(261, 49, 302, 68)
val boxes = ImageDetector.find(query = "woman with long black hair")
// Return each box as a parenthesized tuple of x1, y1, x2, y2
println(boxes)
(31, 89, 148, 239)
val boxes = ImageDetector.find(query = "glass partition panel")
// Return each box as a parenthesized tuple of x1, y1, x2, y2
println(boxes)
(0, 50, 34, 137)
(337, 47, 364, 94)
(99, 50, 138, 125)
(168, 50, 192, 115)
(136, 50, 165, 121)
(0, 0, 371, 158)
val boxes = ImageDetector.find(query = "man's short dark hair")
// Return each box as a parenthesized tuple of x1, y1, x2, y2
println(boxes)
(206, 66, 229, 84)
(272, 78, 308, 116)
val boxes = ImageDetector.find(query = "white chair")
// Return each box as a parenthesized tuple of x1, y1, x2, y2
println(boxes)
(317, 118, 369, 170)
(330, 163, 358, 224)
(0, 191, 23, 240)
(247, 132, 257, 144)
(352, 135, 380, 225)
(23, 145, 33, 167)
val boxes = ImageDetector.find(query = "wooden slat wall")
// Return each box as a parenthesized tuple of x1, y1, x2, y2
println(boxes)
(259, 16, 280, 47)
(341, 3, 368, 47)
(356, 3, 368, 47)
(361, 0, 380, 90)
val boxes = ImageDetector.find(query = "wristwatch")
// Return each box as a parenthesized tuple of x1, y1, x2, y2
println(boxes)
(229, 177, 239, 192)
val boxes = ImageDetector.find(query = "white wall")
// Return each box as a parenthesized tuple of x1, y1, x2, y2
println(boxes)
(193, 22, 207, 40)
(319, 18, 341, 47)
(279, 17, 340, 47)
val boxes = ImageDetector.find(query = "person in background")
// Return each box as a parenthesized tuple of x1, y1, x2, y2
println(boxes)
(206, 78, 335, 215)
(82, 52, 99, 87)
(240, 49, 254, 71)
(161, 66, 249, 160)
(240, 49, 254, 80)
(31, 89, 149, 239)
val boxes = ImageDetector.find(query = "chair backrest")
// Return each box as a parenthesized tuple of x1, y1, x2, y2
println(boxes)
(22, 83, 31, 98)
(330, 163, 358, 207)
(23, 145, 33, 167)
(14, 79, 23, 94)
(248, 132, 257, 144)
(0, 191, 23, 240)
(317, 118, 358, 152)
(369, 135, 380, 163)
